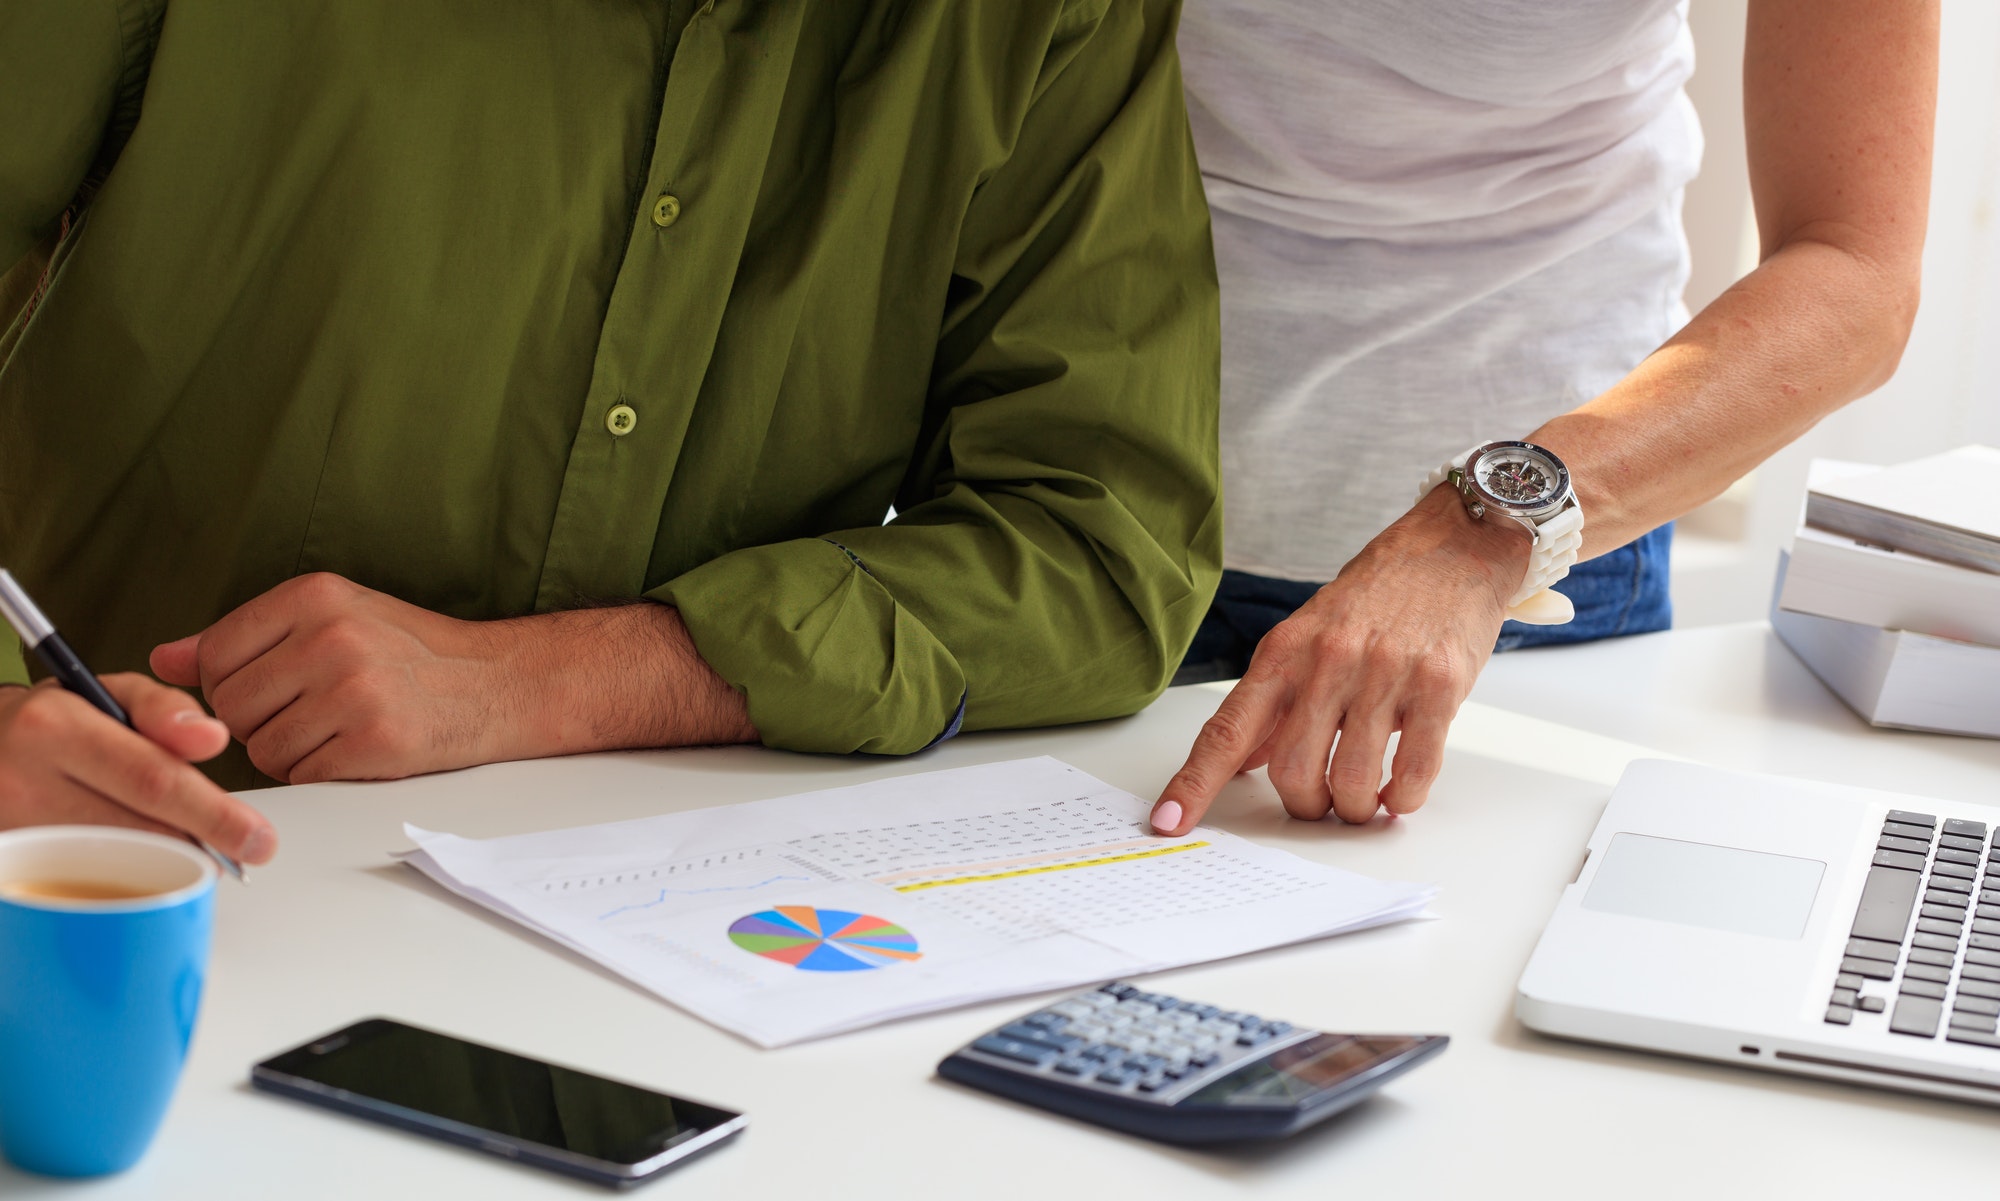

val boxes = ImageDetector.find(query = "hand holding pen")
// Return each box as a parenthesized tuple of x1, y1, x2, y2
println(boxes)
(0, 570, 273, 875)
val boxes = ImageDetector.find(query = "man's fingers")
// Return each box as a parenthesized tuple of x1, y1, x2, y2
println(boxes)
(6, 758, 183, 841)
(56, 705, 278, 864)
(102, 673, 230, 762)
(43, 787, 182, 840)
(204, 638, 312, 744)
(1152, 680, 1282, 835)
(148, 635, 202, 687)
(1326, 702, 1393, 824)
(287, 735, 363, 786)
(244, 695, 341, 784)
(1380, 704, 1451, 816)
(184, 573, 353, 693)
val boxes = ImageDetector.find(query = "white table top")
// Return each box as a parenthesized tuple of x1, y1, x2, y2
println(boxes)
(1473, 620, 2000, 805)
(10, 622, 1998, 1198)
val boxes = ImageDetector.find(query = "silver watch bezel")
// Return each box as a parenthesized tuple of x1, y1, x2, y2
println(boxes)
(1453, 440, 1573, 523)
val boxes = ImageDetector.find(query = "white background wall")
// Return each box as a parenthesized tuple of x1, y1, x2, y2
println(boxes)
(1673, 0, 2000, 625)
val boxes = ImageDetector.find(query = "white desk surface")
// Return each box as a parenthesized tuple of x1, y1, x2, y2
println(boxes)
(1474, 620, 2000, 806)
(9, 622, 1998, 1199)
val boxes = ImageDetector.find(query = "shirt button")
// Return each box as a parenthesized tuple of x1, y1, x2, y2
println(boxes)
(605, 404, 638, 437)
(651, 194, 682, 228)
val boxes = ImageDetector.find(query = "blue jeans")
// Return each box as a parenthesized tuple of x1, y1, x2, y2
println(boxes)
(1172, 524, 1674, 685)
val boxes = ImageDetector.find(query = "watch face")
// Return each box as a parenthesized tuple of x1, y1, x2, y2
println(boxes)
(1469, 442, 1568, 514)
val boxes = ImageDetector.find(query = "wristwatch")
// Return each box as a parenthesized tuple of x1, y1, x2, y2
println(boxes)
(1417, 440, 1585, 626)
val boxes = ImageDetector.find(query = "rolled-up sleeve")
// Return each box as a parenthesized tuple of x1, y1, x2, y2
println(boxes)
(655, 0, 1221, 755)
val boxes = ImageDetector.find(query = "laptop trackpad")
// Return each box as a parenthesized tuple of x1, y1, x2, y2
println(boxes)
(1582, 833, 1826, 940)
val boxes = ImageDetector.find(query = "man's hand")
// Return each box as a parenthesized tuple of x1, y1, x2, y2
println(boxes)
(151, 573, 757, 785)
(1152, 486, 1531, 833)
(0, 678, 278, 863)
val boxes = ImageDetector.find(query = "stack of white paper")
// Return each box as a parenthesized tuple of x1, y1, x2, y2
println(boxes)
(403, 757, 1433, 1047)
(1803, 444, 2000, 574)
(1772, 550, 2000, 737)
(1773, 459, 2000, 738)
(1779, 455, 2000, 647)
(1781, 527, 2000, 648)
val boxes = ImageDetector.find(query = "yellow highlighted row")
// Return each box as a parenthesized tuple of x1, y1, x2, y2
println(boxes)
(892, 841, 1211, 892)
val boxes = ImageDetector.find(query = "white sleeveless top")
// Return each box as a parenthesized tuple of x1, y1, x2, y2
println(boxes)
(1178, 0, 1701, 581)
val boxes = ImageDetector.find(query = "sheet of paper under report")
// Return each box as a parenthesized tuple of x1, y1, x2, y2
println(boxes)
(403, 756, 1434, 1046)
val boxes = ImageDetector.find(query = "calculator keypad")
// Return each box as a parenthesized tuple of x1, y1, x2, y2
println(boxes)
(961, 983, 1314, 1104)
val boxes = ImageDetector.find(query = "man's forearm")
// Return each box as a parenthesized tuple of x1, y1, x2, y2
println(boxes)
(493, 603, 758, 762)
(151, 574, 758, 784)
(1529, 233, 1921, 559)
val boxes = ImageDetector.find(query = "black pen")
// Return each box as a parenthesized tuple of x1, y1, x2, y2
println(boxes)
(0, 569, 245, 882)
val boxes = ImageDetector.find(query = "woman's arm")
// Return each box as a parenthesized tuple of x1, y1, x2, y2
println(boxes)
(1151, 0, 1938, 834)
(1535, 0, 1936, 555)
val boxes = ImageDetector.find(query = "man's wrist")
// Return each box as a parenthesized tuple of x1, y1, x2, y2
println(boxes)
(490, 604, 756, 759)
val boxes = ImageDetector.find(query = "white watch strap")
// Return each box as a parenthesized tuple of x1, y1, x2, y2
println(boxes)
(1417, 452, 1468, 503)
(1418, 444, 1584, 625)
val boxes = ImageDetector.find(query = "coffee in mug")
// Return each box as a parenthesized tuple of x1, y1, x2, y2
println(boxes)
(0, 879, 163, 903)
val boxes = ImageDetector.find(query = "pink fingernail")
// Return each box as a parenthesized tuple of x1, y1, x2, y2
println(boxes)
(1151, 800, 1183, 833)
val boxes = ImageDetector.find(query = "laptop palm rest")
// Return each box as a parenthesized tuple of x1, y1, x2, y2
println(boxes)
(1521, 760, 2000, 1106)
(1582, 833, 1826, 940)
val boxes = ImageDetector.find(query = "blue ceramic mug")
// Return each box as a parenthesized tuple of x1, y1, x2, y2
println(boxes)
(0, 826, 217, 1177)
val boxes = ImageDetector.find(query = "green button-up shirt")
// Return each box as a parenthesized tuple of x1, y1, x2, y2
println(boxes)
(1, 0, 1220, 775)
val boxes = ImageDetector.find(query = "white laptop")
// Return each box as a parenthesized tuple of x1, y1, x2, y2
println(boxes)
(1518, 758, 2000, 1105)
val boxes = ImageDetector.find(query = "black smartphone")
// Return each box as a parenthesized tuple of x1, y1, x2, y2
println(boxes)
(251, 1018, 745, 1189)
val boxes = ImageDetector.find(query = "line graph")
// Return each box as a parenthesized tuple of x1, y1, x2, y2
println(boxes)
(891, 841, 1209, 891)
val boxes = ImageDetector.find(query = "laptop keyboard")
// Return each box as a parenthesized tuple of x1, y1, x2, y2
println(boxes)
(1829, 810, 2000, 1047)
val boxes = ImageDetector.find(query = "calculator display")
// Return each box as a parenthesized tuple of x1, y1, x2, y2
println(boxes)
(1188, 1034, 1427, 1105)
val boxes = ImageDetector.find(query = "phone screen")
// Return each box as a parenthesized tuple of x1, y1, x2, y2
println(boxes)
(258, 1019, 739, 1167)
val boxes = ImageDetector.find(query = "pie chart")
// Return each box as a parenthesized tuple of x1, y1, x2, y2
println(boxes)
(727, 906, 922, 972)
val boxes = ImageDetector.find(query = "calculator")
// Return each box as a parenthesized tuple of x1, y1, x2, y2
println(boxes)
(937, 982, 1447, 1143)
